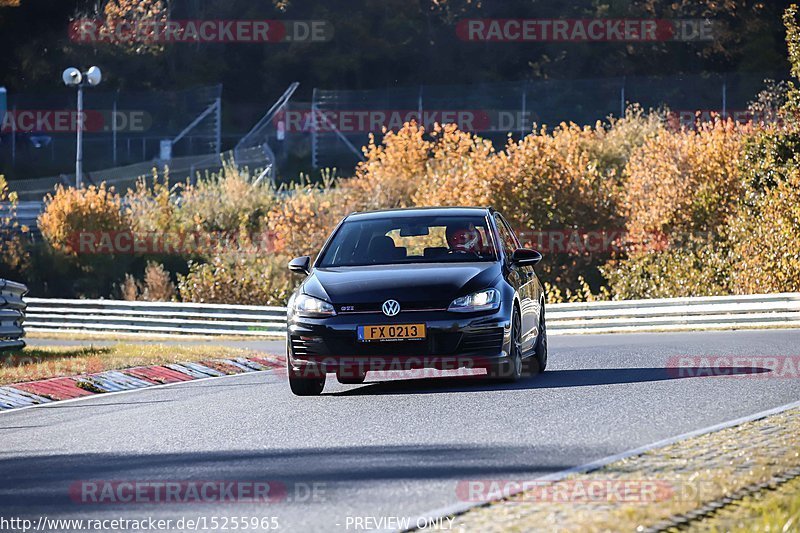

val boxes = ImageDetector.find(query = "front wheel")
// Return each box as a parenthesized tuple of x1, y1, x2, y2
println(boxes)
(287, 344, 326, 396)
(337, 371, 367, 385)
(488, 307, 523, 382)
(522, 302, 547, 376)
(533, 303, 547, 373)
(288, 367, 326, 396)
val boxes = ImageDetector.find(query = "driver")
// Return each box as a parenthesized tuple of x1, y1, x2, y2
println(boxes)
(446, 222, 483, 254)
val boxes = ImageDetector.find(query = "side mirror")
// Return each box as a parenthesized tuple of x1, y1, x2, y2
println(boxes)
(511, 248, 542, 266)
(288, 256, 311, 275)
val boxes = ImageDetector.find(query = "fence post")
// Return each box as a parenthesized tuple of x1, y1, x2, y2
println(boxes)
(311, 88, 319, 169)
(112, 92, 118, 165)
(215, 96, 222, 155)
(11, 104, 16, 166)
(722, 78, 727, 118)
(520, 81, 527, 137)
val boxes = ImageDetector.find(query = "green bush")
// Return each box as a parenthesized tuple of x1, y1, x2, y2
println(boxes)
(730, 160, 800, 294)
(37, 183, 134, 297)
(177, 163, 277, 235)
(603, 238, 734, 300)
(177, 254, 296, 306)
(738, 127, 800, 200)
(127, 164, 277, 241)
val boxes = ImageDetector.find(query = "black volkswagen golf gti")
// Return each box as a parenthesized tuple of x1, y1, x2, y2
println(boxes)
(285, 207, 547, 395)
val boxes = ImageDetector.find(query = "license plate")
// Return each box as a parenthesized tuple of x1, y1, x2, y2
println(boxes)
(357, 324, 426, 342)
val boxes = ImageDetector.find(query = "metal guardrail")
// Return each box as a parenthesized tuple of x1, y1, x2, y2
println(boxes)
(0, 279, 27, 351)
(547, 292, 800, 334)
(9, 154, 228, 202)
(22, 293, 800, 339)
(25, 298, 286, 338)
(0, 201, 44, 235)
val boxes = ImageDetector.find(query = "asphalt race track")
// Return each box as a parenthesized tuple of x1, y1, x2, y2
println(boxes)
(2, 329, 800, 532)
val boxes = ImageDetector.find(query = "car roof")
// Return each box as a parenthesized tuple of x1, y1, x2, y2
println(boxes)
(346, 206, 493, 221)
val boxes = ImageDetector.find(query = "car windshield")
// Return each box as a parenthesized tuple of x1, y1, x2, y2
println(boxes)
(317, 215, 497, 267)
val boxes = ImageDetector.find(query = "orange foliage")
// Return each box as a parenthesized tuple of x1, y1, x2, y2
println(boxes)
(623, 120, 745, 245)
(266, 180, 351, 258)
(39, 183, 130, 256)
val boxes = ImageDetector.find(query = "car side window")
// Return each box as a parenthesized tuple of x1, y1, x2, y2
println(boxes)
(493, 214, 518, 260)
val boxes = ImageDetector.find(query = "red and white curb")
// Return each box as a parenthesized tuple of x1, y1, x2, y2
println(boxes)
(0, 356, 284, 411)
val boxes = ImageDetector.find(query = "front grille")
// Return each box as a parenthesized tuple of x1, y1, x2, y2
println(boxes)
(459, 327, 505, 353)
(337, 301, 447, 314)
(326, 331, 462, 356)
(292, 331, 462, 357)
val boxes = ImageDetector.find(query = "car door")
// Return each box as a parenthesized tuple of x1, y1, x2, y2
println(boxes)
(493, 214, 537, 352)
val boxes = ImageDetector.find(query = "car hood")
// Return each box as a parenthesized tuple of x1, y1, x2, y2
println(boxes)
(302, 262, 502, 308)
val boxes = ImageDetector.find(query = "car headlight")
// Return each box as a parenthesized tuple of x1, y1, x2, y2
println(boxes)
(289, 293, 336, 318)
(448, 289, 500, 313)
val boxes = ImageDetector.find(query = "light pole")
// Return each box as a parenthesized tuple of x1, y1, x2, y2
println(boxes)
(63, 66, 102, 188)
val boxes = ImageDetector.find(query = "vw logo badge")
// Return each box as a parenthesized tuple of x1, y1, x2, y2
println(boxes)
(382, 299, 401, 317)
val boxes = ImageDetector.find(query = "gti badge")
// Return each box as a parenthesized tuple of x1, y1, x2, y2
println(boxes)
(382, 299, 400, 317)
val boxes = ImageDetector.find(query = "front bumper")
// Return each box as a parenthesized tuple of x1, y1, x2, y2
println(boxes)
(287, 308, 512, 373)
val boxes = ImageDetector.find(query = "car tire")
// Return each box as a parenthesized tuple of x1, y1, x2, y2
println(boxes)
(287, 341, 326, 396)
(521, 354, 539, 377)
(532, 302, 547, 373)
(488, 307, 523, 382)
(337, 372, 367, 385)
(288, 367, 326, 396)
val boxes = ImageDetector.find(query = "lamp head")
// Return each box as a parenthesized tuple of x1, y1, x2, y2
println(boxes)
(85, 66, 102, 86)
(62, 67, 82, 87)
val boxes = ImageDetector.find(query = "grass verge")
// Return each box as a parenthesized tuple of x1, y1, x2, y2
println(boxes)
(448, 408, 800, 532)
(25, 331, 282, 342)
(0, 343, 267, 386)
(687, 474, 800, 532)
